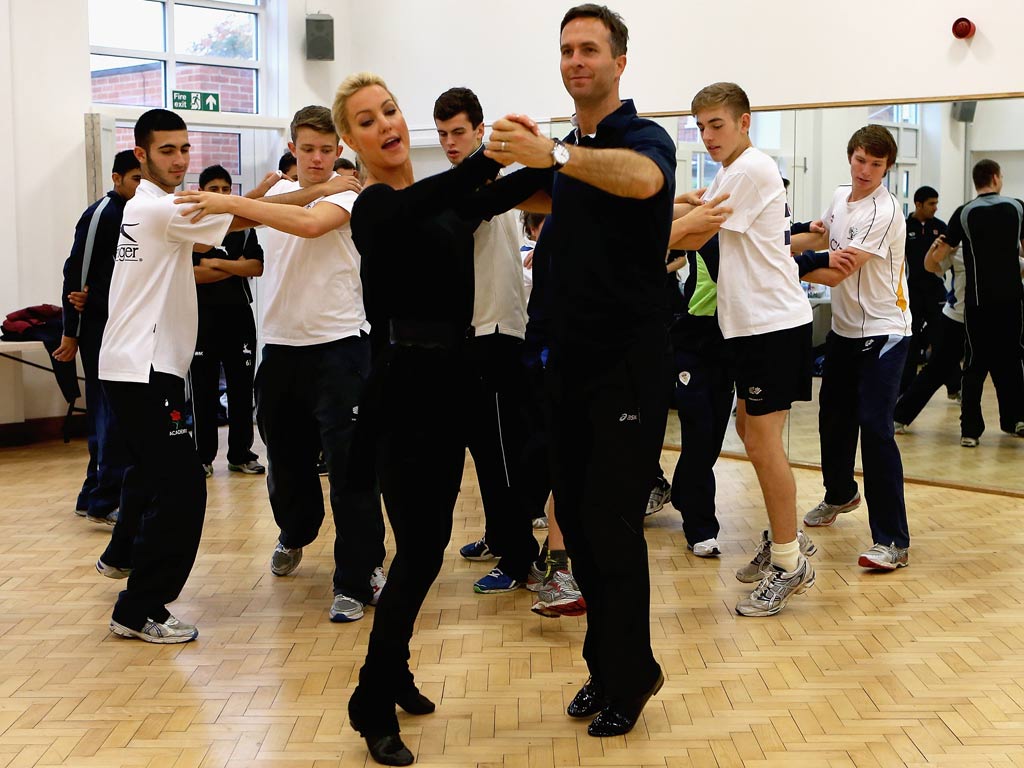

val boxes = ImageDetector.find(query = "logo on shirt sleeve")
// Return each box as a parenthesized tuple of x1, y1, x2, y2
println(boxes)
(116, 222, 143, 262)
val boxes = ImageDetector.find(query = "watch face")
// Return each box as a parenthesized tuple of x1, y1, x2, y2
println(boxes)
(553, 142, 571, 166)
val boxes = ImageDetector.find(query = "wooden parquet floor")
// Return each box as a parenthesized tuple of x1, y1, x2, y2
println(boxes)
(2, 435, 1024, 767)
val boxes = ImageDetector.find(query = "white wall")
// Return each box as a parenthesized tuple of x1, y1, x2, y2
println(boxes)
(344, 1, 1024, 128)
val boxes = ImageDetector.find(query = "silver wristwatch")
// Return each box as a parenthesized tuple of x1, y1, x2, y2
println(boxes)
(551, 139, 570, 170)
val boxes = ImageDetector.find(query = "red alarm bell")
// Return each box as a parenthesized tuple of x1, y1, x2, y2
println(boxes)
(952, 17, 976, 39)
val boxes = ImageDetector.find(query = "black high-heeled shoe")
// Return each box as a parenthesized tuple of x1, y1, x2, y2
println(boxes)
(396, 686, 435, 715)
(587, 670, 665, 737)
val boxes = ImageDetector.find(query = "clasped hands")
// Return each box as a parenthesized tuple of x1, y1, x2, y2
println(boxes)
(484, 114, 555, 168)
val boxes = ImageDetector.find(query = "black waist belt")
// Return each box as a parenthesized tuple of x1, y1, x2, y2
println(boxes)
(389, 319, 475, 350)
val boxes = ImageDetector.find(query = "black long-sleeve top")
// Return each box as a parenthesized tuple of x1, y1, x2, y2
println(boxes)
(61, 190, 129, 337)
(351, 150, 525, 354)
(193, 228, 264, 306)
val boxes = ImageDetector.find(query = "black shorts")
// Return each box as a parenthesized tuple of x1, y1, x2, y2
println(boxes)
(726, 322, 812, 416)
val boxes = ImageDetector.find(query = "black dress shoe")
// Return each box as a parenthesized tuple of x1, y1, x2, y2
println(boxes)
(566, 676, 609, 718)
(349, 692, 411, 765)
(396, 686, 435, 715)
(363, 733, 414, 766)
(587, 670, 665, 737)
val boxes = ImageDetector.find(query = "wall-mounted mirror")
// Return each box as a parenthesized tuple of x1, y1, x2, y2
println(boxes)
(661, 96, 1024, 494)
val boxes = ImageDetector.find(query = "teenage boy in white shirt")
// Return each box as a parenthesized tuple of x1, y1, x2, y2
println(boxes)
(673, 82, 816, 617)
(99, 109, 233, 643)
(175, 106, 384, 623)
(793, 125, 912, 570)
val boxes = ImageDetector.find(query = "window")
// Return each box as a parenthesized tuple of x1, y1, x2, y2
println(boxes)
(89, 0, 263, 114)
(868, 103, 919, 124)
(689, 152, 721, 190)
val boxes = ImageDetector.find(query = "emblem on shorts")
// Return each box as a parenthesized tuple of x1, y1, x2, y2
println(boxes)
(679, 371, 691, 386)
(619, 412, 639, 422)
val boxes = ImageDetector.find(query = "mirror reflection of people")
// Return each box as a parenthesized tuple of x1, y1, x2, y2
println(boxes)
(901, 186, 949, 394)
(894, 237, 966, 431)
(929, 158, 1024, 446)
(794, 125, 913, 571)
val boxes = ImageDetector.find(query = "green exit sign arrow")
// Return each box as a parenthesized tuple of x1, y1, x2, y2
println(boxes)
(171, 90, 220, 112)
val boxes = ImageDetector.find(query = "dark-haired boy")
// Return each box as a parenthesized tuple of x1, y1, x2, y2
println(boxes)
(174, 106, 383, 624)
(679, 82, 815, 617)
(99, 109, 233, 643)
(54, 150, 141, 525)
(902, 185, 948, 392)
(190, 164, 265, 478)
(929, 158, 1024, 446)
(794, 125, 912, 571)
(433, 86, 539, 594)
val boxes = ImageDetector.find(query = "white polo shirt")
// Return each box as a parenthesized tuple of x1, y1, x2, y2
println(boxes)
(703, 147, 811, 339)
(822, 184, 911, 338)
(259, 177, 370, 346)
(472, 209, 528, 339)
(99, 179, 232, 383)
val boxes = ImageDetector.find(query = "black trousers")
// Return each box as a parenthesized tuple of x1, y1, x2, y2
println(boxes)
(466, 334, 538, 580)
(670, 345, 733, 546)
(901, 291, 945, 393)
(546, 333, 671, 703)
(76, 320, 128, 517)
(961, 301, 1024, 439)
(102, 371, 207, 630)
(256, 335, 384, 601)
(351, 344, 472, 735)
(191, 304, 258, 466)
(819, 333, 910, 549)
(894, 314, 965, 426)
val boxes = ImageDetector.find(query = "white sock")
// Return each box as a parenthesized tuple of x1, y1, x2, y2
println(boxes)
(770, 537, 800, 573)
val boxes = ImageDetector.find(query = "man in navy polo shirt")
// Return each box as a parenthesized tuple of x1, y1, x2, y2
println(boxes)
(484, 3, 674, 739)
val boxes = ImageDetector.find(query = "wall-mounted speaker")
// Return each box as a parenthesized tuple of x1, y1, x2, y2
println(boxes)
(950, 101, 977, 123)
(306, 14, 334, 61)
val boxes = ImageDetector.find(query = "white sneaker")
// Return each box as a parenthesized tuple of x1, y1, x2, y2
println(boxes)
(735, 555, 815, 617)
(960, 436, 980, 448)
(270, 542, 302, 576)
(858, 543, 909, 570)
(894, 422, 908, 435)
(329, 593, 365, 622)
(369, 566, 386, 605)
(96, 558, 131, 579)
(735, 530, 817, 583)
(689, 538, 721, 557)
(110, 615, 198, 644)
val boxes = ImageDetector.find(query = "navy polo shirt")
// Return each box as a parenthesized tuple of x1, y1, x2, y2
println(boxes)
(547, 99, 676, 354)
(945, 193, 1024, 307)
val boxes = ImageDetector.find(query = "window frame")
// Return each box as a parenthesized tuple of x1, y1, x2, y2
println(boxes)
(89, 0, 266, 114)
